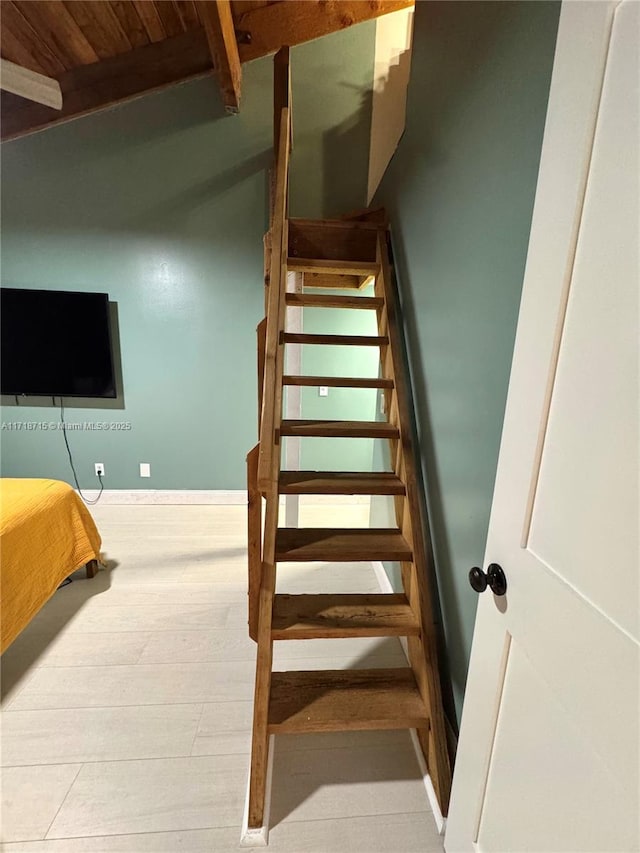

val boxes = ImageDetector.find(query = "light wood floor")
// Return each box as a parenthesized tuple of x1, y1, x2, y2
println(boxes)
(0, 504, 444, 852)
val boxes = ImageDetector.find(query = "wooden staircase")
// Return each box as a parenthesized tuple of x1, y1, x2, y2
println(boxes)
(245, 48, 451, 842)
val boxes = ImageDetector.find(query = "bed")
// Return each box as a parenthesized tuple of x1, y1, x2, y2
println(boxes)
(0, 478, 102, 653)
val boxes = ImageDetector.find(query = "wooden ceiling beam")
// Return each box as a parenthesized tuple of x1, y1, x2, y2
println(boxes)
(0, 28, 212, 142)
(235, 0, 415, 63)
(197, 1, 241, 113)
(0, 0, 414, 140)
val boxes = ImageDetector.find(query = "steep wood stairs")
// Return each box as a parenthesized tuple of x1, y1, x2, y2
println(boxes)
(244, 48, 451, 842)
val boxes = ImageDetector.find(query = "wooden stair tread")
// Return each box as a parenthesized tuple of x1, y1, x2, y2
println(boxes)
(275, 527, 412, 562)
(272, 594, 420, 639)
(268, 668, 428, 733)
(285, 293, 383, 310)
(283, 375, 393, 389)
(288, 220, 378, 264)
(282, 333, 388, 347)
(280, 420, 398, 438)
(289, 216, 381, 232)
(300, 273, 371, 291)
(287, 258, 380, 277)
(279, 471, 405, 495)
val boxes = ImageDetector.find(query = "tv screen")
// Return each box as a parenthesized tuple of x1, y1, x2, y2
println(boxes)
(1, 287, 116, 398)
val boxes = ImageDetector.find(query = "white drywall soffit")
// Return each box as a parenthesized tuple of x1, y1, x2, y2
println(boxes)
(367, 7, 414, 204)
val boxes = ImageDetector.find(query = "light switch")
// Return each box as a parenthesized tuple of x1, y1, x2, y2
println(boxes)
(319, 386, 329, 397)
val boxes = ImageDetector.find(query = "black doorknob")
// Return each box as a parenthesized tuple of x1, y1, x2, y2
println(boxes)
(469, 563, 507, 596)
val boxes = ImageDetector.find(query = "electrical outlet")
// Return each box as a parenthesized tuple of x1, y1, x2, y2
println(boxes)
(379, 394, 386, 415)
(319, 386, 329, 397)
(140, 463, 151, 478)
(95, 463, 105, 476)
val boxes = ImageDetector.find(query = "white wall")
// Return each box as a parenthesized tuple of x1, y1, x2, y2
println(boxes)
(367, 8, 414, 203)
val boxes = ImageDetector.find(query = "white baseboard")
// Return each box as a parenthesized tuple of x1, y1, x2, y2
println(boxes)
(240, 735, 274, 847)
(409, 728, 447, 835)
(77, 491, 372, 507)
(371, 558, 395, 593)
(371, 560, 446, 835)
(77, 490, 247, 505)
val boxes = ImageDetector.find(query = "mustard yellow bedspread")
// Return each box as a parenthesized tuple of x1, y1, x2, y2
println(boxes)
(0, 478, 101, 653)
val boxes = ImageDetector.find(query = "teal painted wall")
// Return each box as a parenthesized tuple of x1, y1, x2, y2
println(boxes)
(297, 288, 379, 472)
(0, 24, 376, 489)
(372, 1, 560, 723)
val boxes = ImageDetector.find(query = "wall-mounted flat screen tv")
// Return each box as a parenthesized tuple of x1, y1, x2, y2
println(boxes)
(1, 287, 116, 398)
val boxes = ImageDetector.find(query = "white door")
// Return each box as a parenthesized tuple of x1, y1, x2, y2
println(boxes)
(445, 2, 639, 852)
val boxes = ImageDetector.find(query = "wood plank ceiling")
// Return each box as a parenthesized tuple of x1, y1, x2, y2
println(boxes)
(0, 0, 413, 141)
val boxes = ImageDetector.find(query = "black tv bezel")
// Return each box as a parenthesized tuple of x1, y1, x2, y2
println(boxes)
(0, 286, 117, 400)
